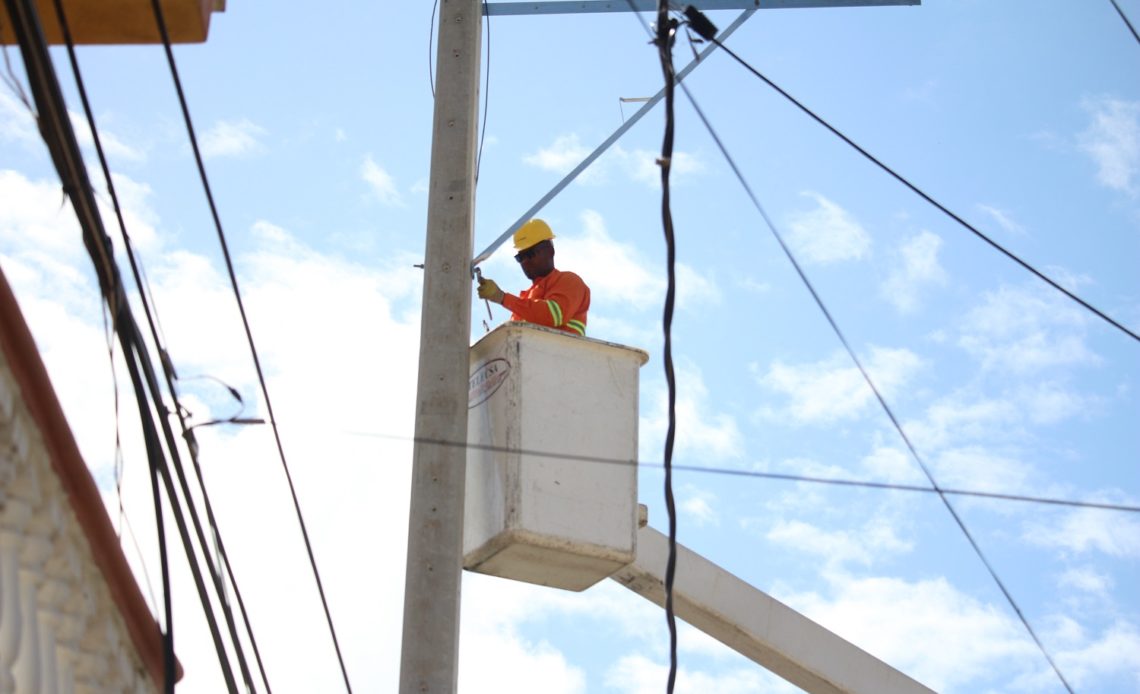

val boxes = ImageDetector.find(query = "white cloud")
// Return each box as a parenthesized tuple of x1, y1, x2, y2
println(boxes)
(605, 654, 782, 694)
(360, 155, 404, 207)
(459, 574, 776, 692)
(104, 172, 161, 252)
(905, 392, 1021, 452)
(784, 192, 871, 264)
(0, 169, 172, 477)
(1008, 617, 1140, 692)
(0, 170, 85, 261)
(675, 263, 721, 308)
(958, 284, 1098, 374)
(1078, 96, 1140, 195)
(524, 133, 591, 174)
(550, 210, 660, 311)
(779, 574, 1039, 693)
(880, 230, 947, 313)
(932, 446, 1033, 495)
(460, 580, 587, 694)
(70, 110, 146, 163)
(522, 133, 705, 186)
(860, 444, 925, 484)
(679, 485, 719, 527)
(765, 517, 912, 568)
(551, 209, 718, 317)
(736, 276, 770, 294)
(200, 118, 268, 159)
(0, 91, 38, 149)
(740, 456, 854, 517)
(754, 346, 922, 424)
(0, 167, 161, 271)
(901, 78, 938, 105)
(1015, 381, 1096, 425)
(1058, 567, 1112, 598)
(461, 633, 585, 693)
(618, 146, 705, 186)
(977, 204, 1026, 235)
(1055, 622, 1140, 689)
(1024, 508, 1140, 558)
(641, 360, 742, 462)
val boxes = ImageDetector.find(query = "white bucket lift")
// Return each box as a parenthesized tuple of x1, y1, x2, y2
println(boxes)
(463, 322, 649, 591)
(462, 323, 935, 693)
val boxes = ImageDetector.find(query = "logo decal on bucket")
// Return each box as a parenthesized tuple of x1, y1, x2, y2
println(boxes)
(469, 358, 510, 409)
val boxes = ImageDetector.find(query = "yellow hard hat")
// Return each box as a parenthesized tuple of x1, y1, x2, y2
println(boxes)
(513, 219, 555, 251)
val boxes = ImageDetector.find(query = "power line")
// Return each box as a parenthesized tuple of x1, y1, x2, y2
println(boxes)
(1, 38, 33, 109)
(650, 2, 682, 691)
(2, 1, 250, 688)
(347, 430, 1140, 514)
(477, 0, 491, 181)
(675, 11, 1074, 690)
(128, 348, 179, 694)
(430, 0, 492, 182)
(1109, 0, 1140, 46)
(146, 1, 353, 690)
(709, 35, 1140, 346)
(49, 2, 269, 689)
(469, 8, 756, 268)
(428, 0, 438, 97)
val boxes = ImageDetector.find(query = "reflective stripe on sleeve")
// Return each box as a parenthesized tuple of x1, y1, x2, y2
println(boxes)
(566, 319, 586, 336)
(546, 299, 563, 326)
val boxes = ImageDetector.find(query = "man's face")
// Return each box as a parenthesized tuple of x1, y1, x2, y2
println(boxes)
(515, 240, 555, 280)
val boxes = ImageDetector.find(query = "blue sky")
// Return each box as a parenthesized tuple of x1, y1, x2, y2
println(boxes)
(2, 0, 1139, 692)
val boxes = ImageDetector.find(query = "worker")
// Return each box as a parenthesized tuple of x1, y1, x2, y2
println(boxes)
(476, 218, 590, 337)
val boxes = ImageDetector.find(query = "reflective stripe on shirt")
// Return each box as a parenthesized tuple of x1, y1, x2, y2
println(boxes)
(546, 299, 563, 326)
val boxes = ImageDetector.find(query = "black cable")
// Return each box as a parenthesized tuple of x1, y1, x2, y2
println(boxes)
(50, 3, 268, 689)
(430, 0, 491, 182)
(122, 498, 162, 615)
(99, 301, 127, 535)
(1, 40, 33, 110)
(675, 18, 1074, 690)
(652, 4, 681, 691)
(348, 430, 1140, 514)
(147, 2, 353, 690)
(0, 8, 34, 113)
(136, 343, 242, 693)
(1110, 0, 1140, 45)
(709, 36, 1140, 346)
(127, 349, 177, 694)
(428, 0, 438, 97)
(476, 0, 491, 181)
(3, 2, 188, 690)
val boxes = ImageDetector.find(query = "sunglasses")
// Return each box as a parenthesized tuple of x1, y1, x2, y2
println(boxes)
(514, 242, 547, 263)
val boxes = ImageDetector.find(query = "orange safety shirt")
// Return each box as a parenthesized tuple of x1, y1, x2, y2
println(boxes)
(502, 269, 590, 337)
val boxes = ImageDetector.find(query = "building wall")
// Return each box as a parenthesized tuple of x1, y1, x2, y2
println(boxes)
(0, 350, 158, 694)
(0, 266, 165, 693)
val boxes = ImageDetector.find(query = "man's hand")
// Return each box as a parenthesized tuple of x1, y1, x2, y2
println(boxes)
(477, 278, 505, 304)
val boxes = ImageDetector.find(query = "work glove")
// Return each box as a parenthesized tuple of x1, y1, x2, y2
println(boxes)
(477, 278, 505, 304)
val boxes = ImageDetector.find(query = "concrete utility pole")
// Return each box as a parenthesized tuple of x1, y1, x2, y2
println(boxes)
(398, 0, 482, 691)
